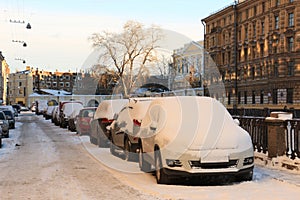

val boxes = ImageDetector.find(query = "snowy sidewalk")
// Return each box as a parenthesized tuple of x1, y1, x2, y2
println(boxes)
(254, 152, 300, 187)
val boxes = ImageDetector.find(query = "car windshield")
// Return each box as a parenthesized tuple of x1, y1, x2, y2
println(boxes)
(3, 110, 13, 117)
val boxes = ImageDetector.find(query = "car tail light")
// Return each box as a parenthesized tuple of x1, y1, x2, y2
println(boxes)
(133, 119, 141, 126)
(101, 118, 113, 123)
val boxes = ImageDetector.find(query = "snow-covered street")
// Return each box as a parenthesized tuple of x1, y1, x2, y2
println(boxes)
(0, 112, 299, 200)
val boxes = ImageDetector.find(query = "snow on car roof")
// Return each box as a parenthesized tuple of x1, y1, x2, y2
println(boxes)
(140, 96, 251, 154)
(62, 102, 84, 117)
(94, 99, 129, 120)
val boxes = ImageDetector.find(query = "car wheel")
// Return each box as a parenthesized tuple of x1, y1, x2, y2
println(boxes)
(124, 137, 134, 161)
(237, 168, 253, 182)
(155, 150, 170, 184)
(138, 143, 152, 172)
(5, 131, 9, 138)
(12, 124, 15, 129)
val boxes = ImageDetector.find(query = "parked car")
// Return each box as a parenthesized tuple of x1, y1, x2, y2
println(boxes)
(20, 106, 30, 112)
(35, 100, 48, 115)
(0, 105, 17, 117)
(2, 110, 15, 129)
(12, 104, 21, 113)
(109, 98, 153, 161)
(0, 111, 10, 138)
(137, 96, 254, 184)
(66, 103, 85, 131)
(60, 101, 83, 128)
(44, 105, 57, 120)
(90, 99, 128, 147)
(51, 106, 59, 125)
(73, 107, 97, 134)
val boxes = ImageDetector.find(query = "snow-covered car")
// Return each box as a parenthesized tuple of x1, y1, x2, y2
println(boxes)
(35, 100, 48, 115)
(44, 105, 57, 120)
(90, 99, 128, 147)
(51, 106, 59, 125)
(73, 107, 97, 134)
(59, 102, 83, 128)
(68, 105, 91, 132)
(109, 98, 153, 161)
(0, 111, 10, 138)
(2, 110, 15, 129)
(137, 96, 254, 184)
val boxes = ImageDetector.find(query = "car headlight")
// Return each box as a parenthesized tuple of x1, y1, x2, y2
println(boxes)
(243, 157, 254, 166)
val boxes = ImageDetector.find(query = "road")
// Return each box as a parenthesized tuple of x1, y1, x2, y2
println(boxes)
(0, 112, 299, 200)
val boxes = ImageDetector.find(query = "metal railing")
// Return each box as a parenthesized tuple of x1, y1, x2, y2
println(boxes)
(284, 119, 300, 159)
(234, 116, 268, 154)
(233, 116, 300, 160)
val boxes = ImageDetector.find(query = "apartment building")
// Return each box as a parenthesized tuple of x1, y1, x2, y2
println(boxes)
(202, 0, 300, 109)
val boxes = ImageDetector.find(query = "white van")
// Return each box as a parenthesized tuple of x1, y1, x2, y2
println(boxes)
(137, 96, 254, 184)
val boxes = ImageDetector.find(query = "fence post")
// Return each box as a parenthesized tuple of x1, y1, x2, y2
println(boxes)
(265, 118, 286, 158)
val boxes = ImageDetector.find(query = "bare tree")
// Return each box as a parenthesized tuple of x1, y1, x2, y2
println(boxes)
(89, 20, 163, 97)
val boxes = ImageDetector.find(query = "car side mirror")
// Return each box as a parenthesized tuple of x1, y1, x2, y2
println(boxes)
(150, 121, 157, 131)
(233, 119, 240, 126)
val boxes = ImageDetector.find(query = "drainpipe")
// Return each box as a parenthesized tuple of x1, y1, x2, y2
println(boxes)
(201, 20, 206, 96)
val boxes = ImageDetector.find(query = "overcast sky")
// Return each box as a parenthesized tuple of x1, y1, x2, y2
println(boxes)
(0, 0, 234, 73)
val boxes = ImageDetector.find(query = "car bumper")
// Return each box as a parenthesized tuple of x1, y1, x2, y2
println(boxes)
(162, 165, 254, 180)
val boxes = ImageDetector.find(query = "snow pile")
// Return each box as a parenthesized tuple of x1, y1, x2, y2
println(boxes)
(255, 152, 300, 174)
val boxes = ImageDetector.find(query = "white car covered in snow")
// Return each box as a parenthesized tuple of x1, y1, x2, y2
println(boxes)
(109, 98, 153, 161)
(59, 102, 83, 128)
(90, 99, 129, 147)
(137, 96, 254, 184)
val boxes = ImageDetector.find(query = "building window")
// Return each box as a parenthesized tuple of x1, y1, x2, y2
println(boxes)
(252, 91, 256, 104)
(287, 88, 293, 104)
(253, 23, 256, 37)
(260, 43, 264, 57)
(287, 61, 294, 76)
(289, 0, 294, 2)
(260, 90, 264, 104)
(262, 2, 265, 13)
(275, 16, 279, 29)
(19, 82, 22, 87)
(244, 91, 247, 104)
(244, 48, 248, 61)
(65, 82, 70, 87)
(251, 67, 255, 79)
(261, 22, 265, 34)
(238, 91, 241, 104)
(47, 82, 51, 87)
(228, 92, 231, 105)
(274, 62, 279, 77)
(53, 82, 57, 87)
(288, 13, 294, 27)
(276, 0, 280, 6)
(273, 89, 278, 104)
(65, 75, 70, 80)
(287, 37, 294, 52)
(59, 82, 64, 87)
(245, 26, 248, 40)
